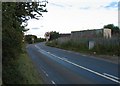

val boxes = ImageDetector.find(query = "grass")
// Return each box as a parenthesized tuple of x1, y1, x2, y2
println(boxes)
(2, 52, 43, 84)
(46, 40, 89, 52)
(17, 53, 43, 84)
(46, 40, 120, 56)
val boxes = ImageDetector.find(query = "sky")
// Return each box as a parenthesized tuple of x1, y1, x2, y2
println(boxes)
(25, 0, 119, 38)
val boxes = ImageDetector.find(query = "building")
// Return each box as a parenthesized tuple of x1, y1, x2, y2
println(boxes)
(59, 33, 71, 38)
(71, 28, 111, 39)
(103, 28, 111, 38)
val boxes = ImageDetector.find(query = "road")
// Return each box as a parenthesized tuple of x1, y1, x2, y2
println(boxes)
(26, 42, 119, 84)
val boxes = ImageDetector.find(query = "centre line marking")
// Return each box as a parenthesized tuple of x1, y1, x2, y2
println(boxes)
(49, 53, 120, 84)
(35, 45, 120, 84)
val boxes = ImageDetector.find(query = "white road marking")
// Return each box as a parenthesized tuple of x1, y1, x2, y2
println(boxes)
(43, 70, 46, 74)
(43, 70, 48, 76)
(47, 52, 50, 53)
(67, 51, 72, 53)
(41, 69, 49, 77)
(62, 57, 68, 61)
(103, 73, 119, 80)
(41, 69, 44, 73)
(82, 55, 87, 56)
(35, 45, 120, 84)
(75, 53, 80, 55)
(62, 50, 66, 51)
(45, 73, 49, 77)
(47, 52, 120, 84)
(51, 80, 55, 84)
(64, 60, 120, 84)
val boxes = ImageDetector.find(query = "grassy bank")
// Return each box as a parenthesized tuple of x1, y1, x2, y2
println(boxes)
(46, 40, 89, 54)
(46, 40, 120, 56)
(3, 52, 43, 84)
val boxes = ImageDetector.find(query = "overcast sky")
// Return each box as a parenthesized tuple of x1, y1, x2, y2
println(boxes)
(25, 0, 118, 38)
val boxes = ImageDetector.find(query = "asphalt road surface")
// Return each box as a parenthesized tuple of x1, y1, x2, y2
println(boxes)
(26, 42, 119, 84)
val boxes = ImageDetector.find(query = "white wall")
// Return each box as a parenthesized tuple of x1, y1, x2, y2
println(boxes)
(103, 28, 111, 38)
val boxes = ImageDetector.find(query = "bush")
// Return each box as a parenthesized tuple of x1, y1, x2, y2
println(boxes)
(46, 40, 88, 52)
(46, 40, 58, 47)
(3, 53, 43, 84)
(91, 44, 120, 56)
(46, 39, 120, 56)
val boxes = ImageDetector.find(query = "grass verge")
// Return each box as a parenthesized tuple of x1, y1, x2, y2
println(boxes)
(46, 40, 120, 56)
(3, 52, 43, 84)
(17, 53, 43, 84)
(46, 40, 119, 63)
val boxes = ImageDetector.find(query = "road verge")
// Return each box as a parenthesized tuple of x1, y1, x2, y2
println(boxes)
(2, 52, 43, 84)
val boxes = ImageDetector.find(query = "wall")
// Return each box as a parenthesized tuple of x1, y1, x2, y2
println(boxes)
(103, 28, 111, 38)
(71, 28, 112, 39)
(71, 29, 103, 39)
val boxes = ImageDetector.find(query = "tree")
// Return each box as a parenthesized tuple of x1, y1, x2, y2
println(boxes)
(25, 35, 37, 44)
(44, 32, 50, 41)
(104, 24, 120, 35)
(49, 31, 60, 41)
(2, 2, 48, 84)
(2, 2, 48, 60)
(36, 37, 45, 42)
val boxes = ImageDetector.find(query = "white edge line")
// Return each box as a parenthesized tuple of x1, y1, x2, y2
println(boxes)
(49, 53, 120, 84)
(82, 55, 87, 56)
(43, 70, 46, 74)
(62, 57, 68, 61)
(47, 52, 50, 53)
(65, 60, 120, 84)
(103, 73, 119, 80)
(41, 69, 49, 77)
(45, 73, 48, 77)
(35, 45, 120, 84)
(51, 80, 55, 84)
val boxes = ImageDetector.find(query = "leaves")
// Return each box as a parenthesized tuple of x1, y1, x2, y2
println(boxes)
(2, 2, 47, 60)
(104, 24, 120, 35)
(49, 31, 60, 41)
(25, 35, 37, 44)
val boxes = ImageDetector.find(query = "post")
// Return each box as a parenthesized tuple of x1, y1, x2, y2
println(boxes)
(89, 41, 95, 50)
(32, 37, 34, 44)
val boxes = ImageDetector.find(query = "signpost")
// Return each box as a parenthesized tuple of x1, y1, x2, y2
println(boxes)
(44, 32, 50, 42)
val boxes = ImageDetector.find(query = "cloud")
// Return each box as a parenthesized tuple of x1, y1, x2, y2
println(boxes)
(49, 2, 65, 8)
(31, 28, 40, 30)
(104, 2, 118, 9)
(26, 0, 118, 38)
(79, 7, 90, 10)
(49, 0, 119, 10)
